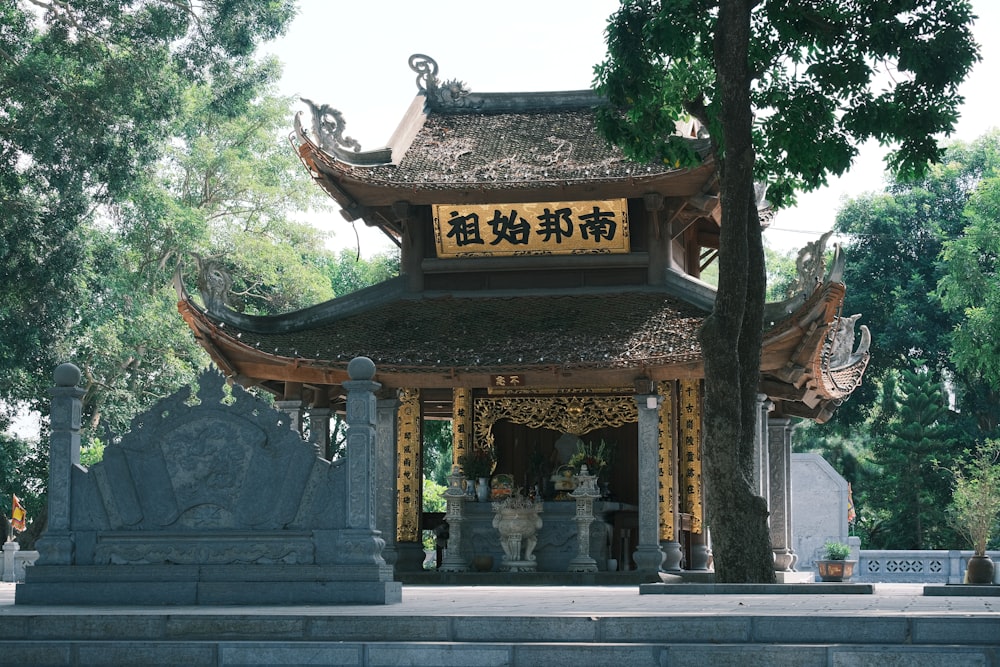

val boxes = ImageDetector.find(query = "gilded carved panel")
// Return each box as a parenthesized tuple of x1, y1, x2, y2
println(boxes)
(473, 394, 638, 448)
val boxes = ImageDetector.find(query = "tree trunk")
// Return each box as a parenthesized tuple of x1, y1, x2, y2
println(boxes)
(698, 0, 775, 583)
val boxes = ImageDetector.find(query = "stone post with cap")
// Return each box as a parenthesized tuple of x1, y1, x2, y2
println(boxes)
(35, 363, 86, 565)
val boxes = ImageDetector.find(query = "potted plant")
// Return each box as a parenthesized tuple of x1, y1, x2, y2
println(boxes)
(815, 540, 856, 582)
(947, 440, 1000, 584)
(457, 448, 496, 501)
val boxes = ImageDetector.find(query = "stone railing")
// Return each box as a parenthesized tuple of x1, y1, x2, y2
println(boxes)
(2, 541, 39, 583)
(857, 549, 1000, 584)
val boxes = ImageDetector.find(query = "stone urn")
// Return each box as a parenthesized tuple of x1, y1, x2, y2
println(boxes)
(965, 554, 995, 584)
(492, 491, 543, 572)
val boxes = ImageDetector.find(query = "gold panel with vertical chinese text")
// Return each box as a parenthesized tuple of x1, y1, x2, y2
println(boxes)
(452, 388, 471, 467)
(396, 388, 421, 543)
(432, 199, 630, 257)
(679, 379, 704, 534)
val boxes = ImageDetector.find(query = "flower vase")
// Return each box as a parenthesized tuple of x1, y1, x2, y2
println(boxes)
(476, 477, 490, 502)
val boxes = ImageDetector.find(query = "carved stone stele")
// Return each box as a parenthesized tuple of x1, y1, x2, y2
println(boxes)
(17, 361, 401, 605)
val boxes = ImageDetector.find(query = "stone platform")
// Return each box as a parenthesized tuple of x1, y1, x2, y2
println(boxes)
(2, 582, 998, 666)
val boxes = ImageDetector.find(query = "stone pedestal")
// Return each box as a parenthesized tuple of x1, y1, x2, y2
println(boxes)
(439, 467, 469, 572)
(688, 530, 711, 570)
(567, 467, 600, 572)
(493, 500, 543, 573)
(3, 541, 20, 583)
(661, 541, 684, 572)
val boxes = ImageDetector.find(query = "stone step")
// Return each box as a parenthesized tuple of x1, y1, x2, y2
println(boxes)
(0, 639, 995, 667)
(2, 612, 998, 644)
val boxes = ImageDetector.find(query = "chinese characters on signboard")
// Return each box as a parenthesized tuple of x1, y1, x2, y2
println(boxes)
(491, 374, 523, 388)
(432, 199, 630, 257)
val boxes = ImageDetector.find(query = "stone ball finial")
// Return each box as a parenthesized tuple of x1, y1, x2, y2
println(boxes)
(54, 363, 82, 387)
(347, 356, 376, 381)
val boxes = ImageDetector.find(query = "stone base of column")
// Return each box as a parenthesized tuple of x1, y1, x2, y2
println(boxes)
(660, 541, 683, 572)
(393, 541, 428, 573)
(380, 544, 399, 567)
(567, 555, 598, 572)
(632, 544, 665, 574)
(2, 541, 20, 582)
(773, 547, 796, 572)
(438, 549, 468, 572)
(34, 532, 73, 566)
(688, 542, 711, 570)
(499, 559, 538, 573)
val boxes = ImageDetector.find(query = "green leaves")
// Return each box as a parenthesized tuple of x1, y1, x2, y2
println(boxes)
(594, 0, 979, 208)
(0, 0, 296, 421)
(938, 173, 1000, 390)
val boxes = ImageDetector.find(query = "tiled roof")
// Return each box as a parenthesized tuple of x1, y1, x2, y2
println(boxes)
(213, 290, 707, 373)
(325, 109, 708, 190)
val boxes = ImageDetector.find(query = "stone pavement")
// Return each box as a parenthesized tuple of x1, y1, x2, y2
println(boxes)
(6, 581, 998, 616)
(2, 582, 999, 666)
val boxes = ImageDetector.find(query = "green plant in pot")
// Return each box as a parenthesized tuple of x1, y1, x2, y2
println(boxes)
(457, 448, 496, 501)
(947, 439, 1000, 584)
(816, 540, 856, 582)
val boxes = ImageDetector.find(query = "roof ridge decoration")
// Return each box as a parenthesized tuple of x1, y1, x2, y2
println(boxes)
(409, 53, 479, 109)
(298, 98, 362, 155)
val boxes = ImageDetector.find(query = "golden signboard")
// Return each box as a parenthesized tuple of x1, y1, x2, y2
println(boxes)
(432, 199, 630, 257)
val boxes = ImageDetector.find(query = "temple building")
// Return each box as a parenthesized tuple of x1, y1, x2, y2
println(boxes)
(176, 55, 870, 579)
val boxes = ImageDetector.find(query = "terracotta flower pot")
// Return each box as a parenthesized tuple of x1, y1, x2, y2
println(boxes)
(816, 559, 856, 582)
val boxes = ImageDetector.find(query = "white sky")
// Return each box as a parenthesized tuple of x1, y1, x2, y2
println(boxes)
(264, 0, 1000, 256)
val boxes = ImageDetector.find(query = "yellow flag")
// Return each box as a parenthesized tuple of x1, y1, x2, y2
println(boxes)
(11, 494, 26, 532)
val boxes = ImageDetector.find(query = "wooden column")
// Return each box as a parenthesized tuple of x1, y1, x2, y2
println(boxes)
(644, 193, 666, 286)
(396, 201, 424, 293)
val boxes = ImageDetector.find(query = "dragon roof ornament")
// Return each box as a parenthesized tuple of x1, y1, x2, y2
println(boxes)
(296, 98, 362, 155)
(409, 53, 475, 108)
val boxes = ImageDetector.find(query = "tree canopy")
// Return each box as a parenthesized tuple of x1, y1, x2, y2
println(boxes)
(833, 131, 1000, 429)
(793, 131, 1000, 550)
(0, 2, 405, 541)
(1, 0, 296, 420)
(595, 0, 978, 581)
(938, 169, 1000, 393)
